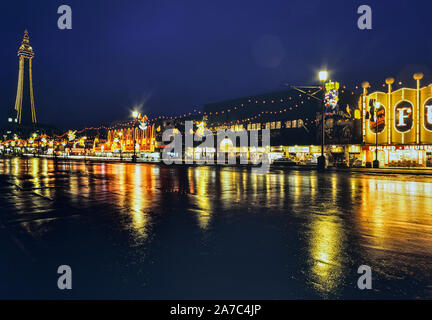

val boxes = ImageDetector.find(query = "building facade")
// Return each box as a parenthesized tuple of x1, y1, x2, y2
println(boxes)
(201, 87, 360, 165)
(106, 115, 156, 155)
(361, 74, 432, 167)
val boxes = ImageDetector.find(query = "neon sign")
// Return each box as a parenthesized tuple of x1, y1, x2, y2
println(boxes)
(324, 81, 339, 115)
(139, 114, 149, 130)
(369, 101, 386, 134)
(424, 98, 432, 131)
(394, 101, 413, 133)
(67, 130, 76, 141)
(365, 145, 432, 152)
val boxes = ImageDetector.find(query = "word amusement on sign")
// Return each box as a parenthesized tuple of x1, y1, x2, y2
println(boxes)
(365, 145, 432, 152)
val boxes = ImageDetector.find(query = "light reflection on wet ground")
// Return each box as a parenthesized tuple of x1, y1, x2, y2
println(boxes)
(0, 157, 431, 299)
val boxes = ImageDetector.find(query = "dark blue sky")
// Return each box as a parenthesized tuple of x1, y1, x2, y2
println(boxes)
(1, 0, 431, 128)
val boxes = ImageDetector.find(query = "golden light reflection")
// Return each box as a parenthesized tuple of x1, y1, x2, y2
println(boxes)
(130, 164, 148, 237)
(115, 164, 159, 240)
(189, 167, 213, 229)
(12, 157, 19, 176)
(309, 173, 317, 200)
(220, 169, 243, 210)
(2, 157, 432, 296)
(331, 174, 337, 202)
(31, 157, 41, 189)
(309, 215, 343, 296)
(289, 171, 302, 203)
(357, 176, 432, 257)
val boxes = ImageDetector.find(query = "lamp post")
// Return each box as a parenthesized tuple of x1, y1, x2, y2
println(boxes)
(385, 78, 394, 145)
(118, 132, 123, 161)
(414, 73, 423, 144)
(373, 102, 379, 168)
(132, 111, 139, 163)
(317, 70, 328, 171)
(83, 136, 87, 162)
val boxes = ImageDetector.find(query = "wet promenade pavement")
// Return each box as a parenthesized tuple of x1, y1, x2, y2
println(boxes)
(0, 157, 432, 299)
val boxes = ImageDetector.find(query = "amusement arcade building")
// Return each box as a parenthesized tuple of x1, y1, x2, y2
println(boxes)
(362, 73, 432, 167)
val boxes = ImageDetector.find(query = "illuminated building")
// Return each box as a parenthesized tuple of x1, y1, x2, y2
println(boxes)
(13, 30, 37, 125)
(202, 88, 360, 164)
(106, 114, 156, 155)
(361, 73, 432, 167)
(204, 89, 318, 144)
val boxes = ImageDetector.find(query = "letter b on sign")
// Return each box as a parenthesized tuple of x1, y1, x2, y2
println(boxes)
(57, 265, 72, 290)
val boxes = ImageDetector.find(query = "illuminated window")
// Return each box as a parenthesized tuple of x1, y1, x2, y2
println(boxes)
(266, 122, 270, 129)
(276, 121, 281, 129)
(271, 122, 276, 129)
(257, 123, 261, 130)
(285, 121, 291, 128)
(292, 120, 297, 128)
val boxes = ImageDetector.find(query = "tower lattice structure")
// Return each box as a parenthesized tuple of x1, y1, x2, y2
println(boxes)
(14, 30, 37, 124)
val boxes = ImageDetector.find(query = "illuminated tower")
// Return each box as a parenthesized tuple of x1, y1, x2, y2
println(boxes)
(13, 30, 37, 124)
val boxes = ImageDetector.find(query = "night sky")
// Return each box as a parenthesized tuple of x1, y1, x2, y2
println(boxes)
(0, 0, 431, 129)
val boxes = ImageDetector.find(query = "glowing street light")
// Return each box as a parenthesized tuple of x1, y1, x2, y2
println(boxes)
(132, 111, 139, 162)
(319, 71, 328, 82)
(317, 70, 328, 171)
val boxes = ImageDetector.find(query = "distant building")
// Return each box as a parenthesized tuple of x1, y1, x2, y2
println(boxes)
(203, 87, 359, 144)
(200, 87, 360, 164)
(203, 89, 317, 146)
(99, 86, 361, 165)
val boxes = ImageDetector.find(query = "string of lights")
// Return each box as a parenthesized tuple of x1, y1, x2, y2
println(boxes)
(50, 87, 366, 138)
(11, 82, 408, 144)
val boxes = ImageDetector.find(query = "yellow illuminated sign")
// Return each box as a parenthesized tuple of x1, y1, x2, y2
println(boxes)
(288, 146, 310, 153)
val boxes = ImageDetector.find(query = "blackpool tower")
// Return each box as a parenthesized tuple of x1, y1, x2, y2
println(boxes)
(13, 30, 37, 125)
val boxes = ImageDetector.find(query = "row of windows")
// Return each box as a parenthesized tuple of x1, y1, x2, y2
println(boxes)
(247, 119, 304, 130)
(212, 119, 305, 132)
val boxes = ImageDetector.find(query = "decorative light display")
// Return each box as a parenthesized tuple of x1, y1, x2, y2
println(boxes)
(325, 81, 340, 115)
(67, 130, 77, 141)
(0, 83, 365, 155)
(138, 115, 149, 131)
(196, 121, 206, 137)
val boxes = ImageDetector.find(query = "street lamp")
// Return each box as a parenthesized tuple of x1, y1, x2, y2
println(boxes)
(132, 111, 139, 162)
(319, 71, 328, 82)
(83, 136, 87, 161)
(317, 70, 328, 171)
(371, 100, 380, 168)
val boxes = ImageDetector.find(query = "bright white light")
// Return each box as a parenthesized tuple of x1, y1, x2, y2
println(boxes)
(319, 71, 328, 82)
